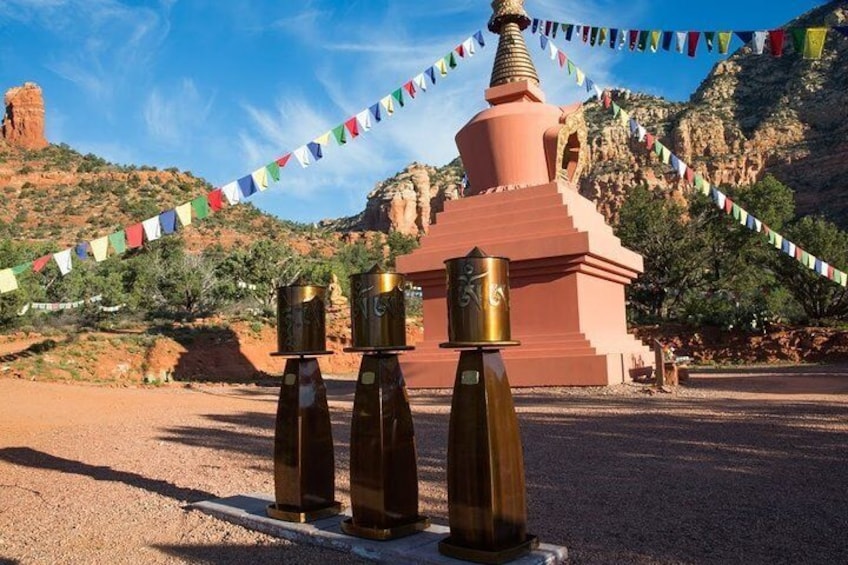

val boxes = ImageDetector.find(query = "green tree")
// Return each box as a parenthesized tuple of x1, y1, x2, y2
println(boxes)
(217, 239, 304, 313)
(616, 186, 711, 321)
(774, 216, 848, 322)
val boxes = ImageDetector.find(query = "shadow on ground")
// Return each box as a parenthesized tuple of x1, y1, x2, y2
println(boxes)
(153, 543, 367, 564)
(155, 369, 848, 564)
(0, 447, 215, 503)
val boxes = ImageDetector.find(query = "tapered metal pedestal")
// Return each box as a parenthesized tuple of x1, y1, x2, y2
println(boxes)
(267, 356, 341, 523)
(439, 349, 538, 563)
(342, 352, 429, 540)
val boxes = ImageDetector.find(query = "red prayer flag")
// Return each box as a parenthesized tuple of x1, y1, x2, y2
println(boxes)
(545, 21, 552, 36)
(557, 51, 567, 67)
(603, 92, 612, 109)
(126, 223, 143, 248)
(724, 197, 734, 214)
(403, 81, 416, 99)
(629, 30, 639, 50)
(208, 189, 223, 212)
(688, 31, 700, 57)
(344, 117, 360, 138)
(645, 133, 655, 150)
(795, 246, 803, 260)
(685, 167, 695, 184)
(828, 265, 835, 279)
(33, 254, 51, 273)
(583, 26, 591, 43)
(763, 225, 771, 235)
(276, 153, 292, 168)
(769, 29, 785, 57)
(455, 44, 464, 58)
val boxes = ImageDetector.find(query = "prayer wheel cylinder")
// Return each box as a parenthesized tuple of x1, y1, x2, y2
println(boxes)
(350, 265, 407, 350)
(276, 284, 327, 354)
(445, 247, 514, 346)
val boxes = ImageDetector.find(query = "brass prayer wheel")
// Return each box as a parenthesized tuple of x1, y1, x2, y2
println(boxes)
(348, 265, 409, 351)
(443, 247, 519, 347)
(275, 283, 329, 355)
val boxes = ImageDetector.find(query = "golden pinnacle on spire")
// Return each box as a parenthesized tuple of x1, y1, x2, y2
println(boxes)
(488, 0, 540, 88)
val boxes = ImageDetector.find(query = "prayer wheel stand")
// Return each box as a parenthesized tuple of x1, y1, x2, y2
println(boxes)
(267, 283, 341, 522)
(439, 248, 538, 563)
(342, 266, 429, 540)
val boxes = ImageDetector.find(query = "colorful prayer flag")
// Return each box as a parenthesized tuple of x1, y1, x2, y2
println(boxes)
(175, 202, 192, 228)
(160, 209, 177, 235)
(125, 223, 144, 249)
(221, 181, 240, 205)
(108, 231, 127, 255)
(142, 216, 162, 242)
(0, 269, 17, 294)
(90, 237, 109, 262)
(54, 249, 73, 275)
(803, 28, 827, 59)
(191, 196, 210, 220)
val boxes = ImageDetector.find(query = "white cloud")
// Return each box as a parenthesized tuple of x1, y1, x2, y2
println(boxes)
(144, 79, 216, 146)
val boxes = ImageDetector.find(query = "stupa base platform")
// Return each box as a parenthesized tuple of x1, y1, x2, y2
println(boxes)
(190, 494, 567, 564)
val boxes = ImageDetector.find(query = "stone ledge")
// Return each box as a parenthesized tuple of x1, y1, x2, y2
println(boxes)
(190, 493, 567, 564)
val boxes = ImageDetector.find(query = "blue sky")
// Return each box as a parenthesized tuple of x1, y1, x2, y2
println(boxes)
(0, 0, 826, 224)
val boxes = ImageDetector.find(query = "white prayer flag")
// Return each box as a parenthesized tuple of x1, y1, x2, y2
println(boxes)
(142, 217, 162, 242)
(293, 146, 311, 168)
(676, 32, 687, 53)
(753, 31, 767, 54)
(54, 249, 73, 276)
(356, 109, 372, 132)
(222, 182, 240, 205)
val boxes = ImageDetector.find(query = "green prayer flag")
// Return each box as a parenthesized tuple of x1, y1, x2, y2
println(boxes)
(589, 27, 598, 46)
(637, 30, 649, 51)
(800, 250, 809, 265)
(567, 60, 575, 75)
(191, 196, 209, 220)
(732, 203, 741, 220)
(767, 231, 776, 245)
(612, 103, 621, 118)
(266, 161, 280, 182)
(392, 88, 405, 107)
(446, 52, 457, 69)
(108, 231, 127, 255)
(654, 141, 664, 157)
(694, 174, 704, 189)
(718, 31, 732, 54)
(332, 124, 347, 145)
(803, 28, 828, 59)
(11, 263, 30, 275)
(704, 31, 715, 52)
(791, 28, 806, 54)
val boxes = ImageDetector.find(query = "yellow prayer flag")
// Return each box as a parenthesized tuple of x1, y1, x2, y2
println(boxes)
(701, 181, 711, 196)
(313, 132, 332, 147)
(618, 109, 630, 127)
(380, 95, 395, 115)
(0, 268, 18, 294)
(718, 32, 732, 54)
(252, 167, 269, 192)
(90, 236, 109, 262)
(575, 68, 585, 86)
(599, 28, 607, 45)
(650, 31, 661, 52)
(803, 28, 827, 60)
(176, 202, 192, 228)
(739, 209, 748, 225)
(773, 234, 783, 249)
(435, 59, 448, 77)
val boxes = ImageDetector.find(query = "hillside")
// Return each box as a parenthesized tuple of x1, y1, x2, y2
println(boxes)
(340, 0, 848, 232)
(0, 140, 338, 256)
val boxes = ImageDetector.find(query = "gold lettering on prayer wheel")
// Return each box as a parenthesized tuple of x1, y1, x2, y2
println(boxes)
(276, 284, 328, 355)
(349, 265, 408, 351)
(443, 247, 518, 347)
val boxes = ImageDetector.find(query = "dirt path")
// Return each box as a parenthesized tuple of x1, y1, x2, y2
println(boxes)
(1, 367, 847, 564)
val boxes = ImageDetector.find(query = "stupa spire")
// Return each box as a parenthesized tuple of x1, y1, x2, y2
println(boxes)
(488, 0, 540, 88)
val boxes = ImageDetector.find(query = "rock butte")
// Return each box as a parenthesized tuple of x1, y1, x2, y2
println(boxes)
(2, 82, 48, 150)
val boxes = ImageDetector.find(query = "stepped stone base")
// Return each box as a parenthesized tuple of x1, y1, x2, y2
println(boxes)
(397, 181, 652, 388)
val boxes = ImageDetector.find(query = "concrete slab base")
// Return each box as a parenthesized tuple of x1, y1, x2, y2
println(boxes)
(190, 493, 567, 564)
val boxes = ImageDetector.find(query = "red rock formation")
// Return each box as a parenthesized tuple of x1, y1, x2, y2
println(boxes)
(2, 82, 48, 150)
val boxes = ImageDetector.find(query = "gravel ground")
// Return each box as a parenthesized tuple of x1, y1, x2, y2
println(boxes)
(1, 364, 847, 564)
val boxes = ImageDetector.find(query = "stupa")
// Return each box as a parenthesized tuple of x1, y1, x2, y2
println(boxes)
(396, 0, 652, 387)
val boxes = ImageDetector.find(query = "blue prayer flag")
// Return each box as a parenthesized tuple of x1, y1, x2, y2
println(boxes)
(474, 30, 485, 47)
(735, 31, 754, 43)
(237, 175, 257, 199)
(609, 28, 619, 48)
(160, 209, 177, 235)
(369, 103, 382, 122)
(75, 243, 89, 261)
(307, 141, 322, 161)
(662, 31, 673, 50)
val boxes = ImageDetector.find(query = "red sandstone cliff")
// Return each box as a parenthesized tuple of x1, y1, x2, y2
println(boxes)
(2, 82, 48, 150)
